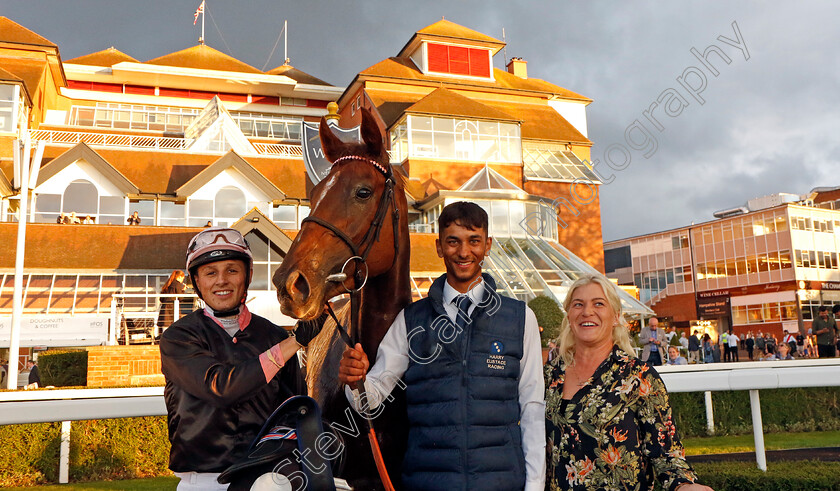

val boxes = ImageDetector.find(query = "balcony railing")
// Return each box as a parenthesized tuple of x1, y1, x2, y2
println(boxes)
(30, 129, 189, 150)
(29, 129, 303, 157)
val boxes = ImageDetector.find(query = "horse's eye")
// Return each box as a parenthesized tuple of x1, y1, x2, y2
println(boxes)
(356, 187, 373, 199)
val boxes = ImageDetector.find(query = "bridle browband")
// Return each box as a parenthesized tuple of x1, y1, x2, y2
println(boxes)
(300, 155, 400, 286)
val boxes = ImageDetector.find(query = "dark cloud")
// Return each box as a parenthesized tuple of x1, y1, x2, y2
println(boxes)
(1, 0, 836, 242)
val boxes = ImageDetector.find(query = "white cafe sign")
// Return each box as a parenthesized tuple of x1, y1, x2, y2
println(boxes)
(0, 316, 109, 347)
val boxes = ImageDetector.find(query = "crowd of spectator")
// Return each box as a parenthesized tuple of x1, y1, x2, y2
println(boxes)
(55, 210, 142, 225)
(634, 305, 840, 365)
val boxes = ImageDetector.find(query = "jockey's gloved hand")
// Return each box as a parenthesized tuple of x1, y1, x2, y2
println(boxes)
(293, 310, 329, 347)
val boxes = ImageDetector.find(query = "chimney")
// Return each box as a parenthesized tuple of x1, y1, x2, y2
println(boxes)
(506, 57, 527, 79)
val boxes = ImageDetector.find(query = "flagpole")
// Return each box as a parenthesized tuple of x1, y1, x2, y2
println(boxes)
(201, 1, 206, 44)
(7, 137, 29, 390)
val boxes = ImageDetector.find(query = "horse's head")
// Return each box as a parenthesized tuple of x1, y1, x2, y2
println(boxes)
(273, 108, 403, 320)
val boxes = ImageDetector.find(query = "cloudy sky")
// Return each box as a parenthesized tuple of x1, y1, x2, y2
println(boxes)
(2, 1, 837, 241)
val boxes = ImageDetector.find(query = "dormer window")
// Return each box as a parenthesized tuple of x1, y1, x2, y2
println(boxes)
(426, 43, 491, 79)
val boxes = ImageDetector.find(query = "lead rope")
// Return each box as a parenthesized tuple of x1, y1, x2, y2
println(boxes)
(325, 300, 396, 491)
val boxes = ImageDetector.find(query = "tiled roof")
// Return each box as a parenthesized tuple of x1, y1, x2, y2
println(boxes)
(408, 233, 444, 273)
(486, 101, 590, 144)
(66, 47, 138, 66)
(37, 143, 140, 194)
(358, 57, 591, 102)
(0, 17, 56, 48)
(366, 88, 421, 127)
(416, 19, 504, 45)
(0, 222, 443, 274)
(421, 175, 449, 198)
(38, 146, 309, 199)
(176, 151, 286, 200)
(0, 223, 196, 270)
(145, 44, 262, 74)
(405, 88, 517, 121)
(398, 19, 505, 58)
(266, 64, 332, 86)
(0, 58, 46, 101)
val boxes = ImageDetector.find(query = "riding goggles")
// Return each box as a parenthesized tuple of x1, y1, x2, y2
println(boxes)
(186, 228, 252, 271)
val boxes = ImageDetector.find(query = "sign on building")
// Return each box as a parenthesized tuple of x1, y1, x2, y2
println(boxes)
(0, 316, 109, 347)
(301, 121, 361, 185)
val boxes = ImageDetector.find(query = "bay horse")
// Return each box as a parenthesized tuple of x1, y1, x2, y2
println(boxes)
(273, 107, 411, 489)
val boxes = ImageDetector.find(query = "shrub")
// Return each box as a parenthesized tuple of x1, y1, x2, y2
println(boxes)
(0, 416, 170, 487)
(670, 387, 840, 438)
(692, 460, 840, 490)
(39, 350, 88, 387)
(528, 295, 564, 348)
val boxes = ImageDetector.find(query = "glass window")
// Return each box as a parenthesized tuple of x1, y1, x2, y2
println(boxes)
(731, 219, 743, 240)
(735, 258, 746, 276)
(160, 201, 186, 226)
(214, 187, 246, 225)
(188, 199, 213, 227)
(722, 222, 733, 241)
(0, 83, 17, 132)
(129, 199, 155, 224)
(732, 305, 748, 325)
(491, 201, 509, 235)
(409, 115, 520, 164)
(757, 253, 769, 272)
(273, 205, 297, 228)
(779, 251, 791, 269)
(99, 195, 125, 225)
(64, 180, 98, 215)
(34, 193, 61, 223)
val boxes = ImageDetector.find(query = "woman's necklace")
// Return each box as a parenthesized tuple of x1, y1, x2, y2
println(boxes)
(566, 365, 590, 387)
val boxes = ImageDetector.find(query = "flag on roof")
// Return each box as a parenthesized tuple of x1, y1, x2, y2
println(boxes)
(193, 0, 205, 25)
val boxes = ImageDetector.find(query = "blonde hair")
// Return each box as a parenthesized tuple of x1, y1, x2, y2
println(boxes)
(557, 275, 637, 366)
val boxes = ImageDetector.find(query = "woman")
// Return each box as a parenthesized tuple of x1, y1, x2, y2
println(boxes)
(774, 343, 794, 360)
(544, 275, 712, 490)
(702, 334, 714, 364)
(158, 270, 186, 328)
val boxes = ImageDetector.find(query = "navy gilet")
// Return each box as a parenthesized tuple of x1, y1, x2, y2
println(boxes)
(400, 273, 526, 491)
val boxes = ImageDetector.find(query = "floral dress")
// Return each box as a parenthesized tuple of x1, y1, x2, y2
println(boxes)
(544, 346, 699, 491)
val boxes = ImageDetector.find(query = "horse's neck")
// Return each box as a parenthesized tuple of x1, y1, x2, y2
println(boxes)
(358, 240, 411, 363)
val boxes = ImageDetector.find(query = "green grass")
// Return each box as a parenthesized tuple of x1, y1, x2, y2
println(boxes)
(4, 477, 178, 490)
(683, 430, 840, 455)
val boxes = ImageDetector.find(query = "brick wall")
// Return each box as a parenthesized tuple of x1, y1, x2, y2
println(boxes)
(85, 346, 162, 387)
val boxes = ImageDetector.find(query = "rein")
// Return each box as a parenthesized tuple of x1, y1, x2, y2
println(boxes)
(300, 154, 399, 491)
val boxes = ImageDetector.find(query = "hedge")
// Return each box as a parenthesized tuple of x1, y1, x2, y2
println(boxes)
(670, 387, 840, 437)
(38, 350, 87, 387)
(692, 460, 840, 490)
(0, 416, 170, 487)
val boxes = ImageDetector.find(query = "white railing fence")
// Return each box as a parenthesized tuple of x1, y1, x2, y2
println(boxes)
(1, 361, 840, 483)
(109, 293, 199, 345)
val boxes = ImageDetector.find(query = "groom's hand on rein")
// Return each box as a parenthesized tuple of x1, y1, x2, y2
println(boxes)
(339, 343, 369, 384)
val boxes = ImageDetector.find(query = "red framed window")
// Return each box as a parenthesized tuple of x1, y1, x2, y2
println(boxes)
(125, 85, 155, 95)
(426, 43, 491, 78)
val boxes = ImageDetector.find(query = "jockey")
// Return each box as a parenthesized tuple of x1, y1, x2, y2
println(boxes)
(160, 227, 326, 491)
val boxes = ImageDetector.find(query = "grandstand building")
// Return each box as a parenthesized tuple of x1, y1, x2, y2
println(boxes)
(605, 188, 840, 338)
(0, 16, 649, 364)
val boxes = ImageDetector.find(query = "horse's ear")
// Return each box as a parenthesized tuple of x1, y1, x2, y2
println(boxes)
(359, 107, 385, 159)
(319, 116, 345, 163)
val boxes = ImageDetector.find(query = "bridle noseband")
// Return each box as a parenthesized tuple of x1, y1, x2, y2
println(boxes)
(300, 155, 400, 293)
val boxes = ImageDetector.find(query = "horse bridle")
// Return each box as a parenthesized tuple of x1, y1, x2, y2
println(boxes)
(299, 154, 400, 491)
(300, 154, 400, 294)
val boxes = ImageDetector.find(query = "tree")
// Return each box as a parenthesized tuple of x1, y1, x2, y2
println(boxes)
(528, 295, 564, 348)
